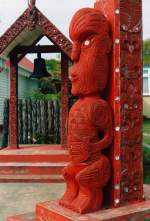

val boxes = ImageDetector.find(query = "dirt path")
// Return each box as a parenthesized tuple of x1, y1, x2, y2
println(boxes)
(0, 183, 65, 221)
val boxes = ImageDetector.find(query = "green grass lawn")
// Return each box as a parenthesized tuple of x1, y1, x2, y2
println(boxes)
(143, 118, 150, 184)
(143, 118, 150, 145)
(143, 146, 150, 184)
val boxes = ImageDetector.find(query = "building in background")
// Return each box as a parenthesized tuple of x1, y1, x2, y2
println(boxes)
(143, 65, 150, 118)
(0, 57, 39, 126)
(0, 59, 150, 127)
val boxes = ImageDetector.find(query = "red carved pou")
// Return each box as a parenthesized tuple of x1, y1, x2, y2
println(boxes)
(59, 8, 113, 214)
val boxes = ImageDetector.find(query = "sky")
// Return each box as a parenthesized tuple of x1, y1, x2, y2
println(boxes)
(0, 0, 149, 59)
(0, 0, 93, 37)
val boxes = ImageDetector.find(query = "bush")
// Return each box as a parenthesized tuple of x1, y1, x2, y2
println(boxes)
(143, 146, 150, 184)
(30, 90, 60, 101)
(33, 132, 55, 144)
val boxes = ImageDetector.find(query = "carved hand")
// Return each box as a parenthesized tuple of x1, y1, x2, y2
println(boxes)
(90, 130, 112, 153)
(69, 142, 91, 163)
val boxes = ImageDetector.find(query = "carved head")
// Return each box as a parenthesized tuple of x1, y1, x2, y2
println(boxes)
(69, 8, 112, 96)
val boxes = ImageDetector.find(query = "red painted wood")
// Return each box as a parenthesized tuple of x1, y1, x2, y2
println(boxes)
(0, 145, 69, 182)
(7, 213, 35, 221)
(95, 0, 143, 207)
(36, 200, 150, 221)
(0, 163, 67, 175)
(0, 174, 64, 183)
(61, 53, 69, 148)
(59, 8, 113, 214)
(9, 54, 18, 149)
(0, 145, 69, 163)
(95, 0, 121, 207)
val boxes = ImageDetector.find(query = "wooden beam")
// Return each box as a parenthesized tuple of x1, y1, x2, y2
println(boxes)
(17, 35, 44, 62)
(9, 53, 19, 149)
(60, 52, 69, 148)
(14, 45, 61, 55)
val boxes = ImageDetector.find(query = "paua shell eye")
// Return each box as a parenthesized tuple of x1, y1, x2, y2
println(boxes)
(83, 40, 90, 46)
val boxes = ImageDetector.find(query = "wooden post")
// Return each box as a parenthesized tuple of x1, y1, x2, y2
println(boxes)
(9, 53, 19, 149)
(95, 0, 143, 207)
(61, 53, 69, 148)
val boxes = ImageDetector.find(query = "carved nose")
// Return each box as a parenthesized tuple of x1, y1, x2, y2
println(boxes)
(71, 44, 81, 61)
(69, 68, 77, 81)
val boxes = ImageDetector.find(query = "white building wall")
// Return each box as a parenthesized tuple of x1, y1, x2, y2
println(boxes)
(0, 58, 9, 125)
(143, 66, 150, 96)
(0, 58, 38, 125)
(143, 65, 150, 118)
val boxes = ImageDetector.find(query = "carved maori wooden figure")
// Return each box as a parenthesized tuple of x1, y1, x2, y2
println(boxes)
(59, 8, 113, 214)
(28, 0, 37, 31)
(28, 0, 36, 9)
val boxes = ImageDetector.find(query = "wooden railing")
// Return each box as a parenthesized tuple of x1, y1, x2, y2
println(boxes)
(1, 99, 60, 148)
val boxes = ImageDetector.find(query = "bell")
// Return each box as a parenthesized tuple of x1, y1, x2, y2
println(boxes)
(30, 53, 50, 79)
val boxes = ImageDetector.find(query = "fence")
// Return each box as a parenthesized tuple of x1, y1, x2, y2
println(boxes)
(1, 99, 60, 148)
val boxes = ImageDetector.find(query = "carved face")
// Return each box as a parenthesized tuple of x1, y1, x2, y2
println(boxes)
(69, 8, 111, 96)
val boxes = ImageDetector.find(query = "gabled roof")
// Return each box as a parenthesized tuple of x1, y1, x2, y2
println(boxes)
(5, 57, 33, 72)
(19, 57, 34, 72)
(0, 7, 72, 59)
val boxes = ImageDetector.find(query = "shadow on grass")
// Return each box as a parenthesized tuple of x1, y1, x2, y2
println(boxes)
(144, 146, 150, 184)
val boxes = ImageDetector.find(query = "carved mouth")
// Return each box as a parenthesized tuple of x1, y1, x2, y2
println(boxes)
(71, 78, 78, 83)
(69, 74, 78, 83)
(69, 75, 72, 81)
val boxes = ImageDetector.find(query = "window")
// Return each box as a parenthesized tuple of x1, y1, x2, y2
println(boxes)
(143, 77, 149, 94)
(143, 69, 148, 74)
(143, 67, 150, 95)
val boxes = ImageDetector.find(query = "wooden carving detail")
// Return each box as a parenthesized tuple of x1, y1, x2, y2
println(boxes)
(28, 0, 36, 9)
(59, 8, 113, 214)
(0, 8, 72, 58)
(94, 0, 143, 206)
(27, 0, 37, 31)
(37, 9, 72, 57)
(120, 0, 143, 203)
(0, 10, 28, 54)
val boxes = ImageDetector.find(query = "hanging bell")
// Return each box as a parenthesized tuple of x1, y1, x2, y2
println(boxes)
(30, 53, 50, 79)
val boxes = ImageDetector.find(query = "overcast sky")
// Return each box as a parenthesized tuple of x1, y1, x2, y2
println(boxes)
(0, 0, 149, 38)
(0, 0, 149, 59)
(0, 0, 94, 37)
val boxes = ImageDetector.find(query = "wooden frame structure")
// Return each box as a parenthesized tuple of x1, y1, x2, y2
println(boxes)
(0, 5, 72, 149)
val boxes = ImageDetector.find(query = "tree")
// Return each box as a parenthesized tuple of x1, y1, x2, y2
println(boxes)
(30, 58, 61, 100)
(45, 59, 61, 78)
(143, 39, 150, 65)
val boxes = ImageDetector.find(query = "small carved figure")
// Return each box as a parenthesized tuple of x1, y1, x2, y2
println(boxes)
(59, 8, 113, 214)
(28, 0, 37, 30)
(28, 0, 36, 10)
